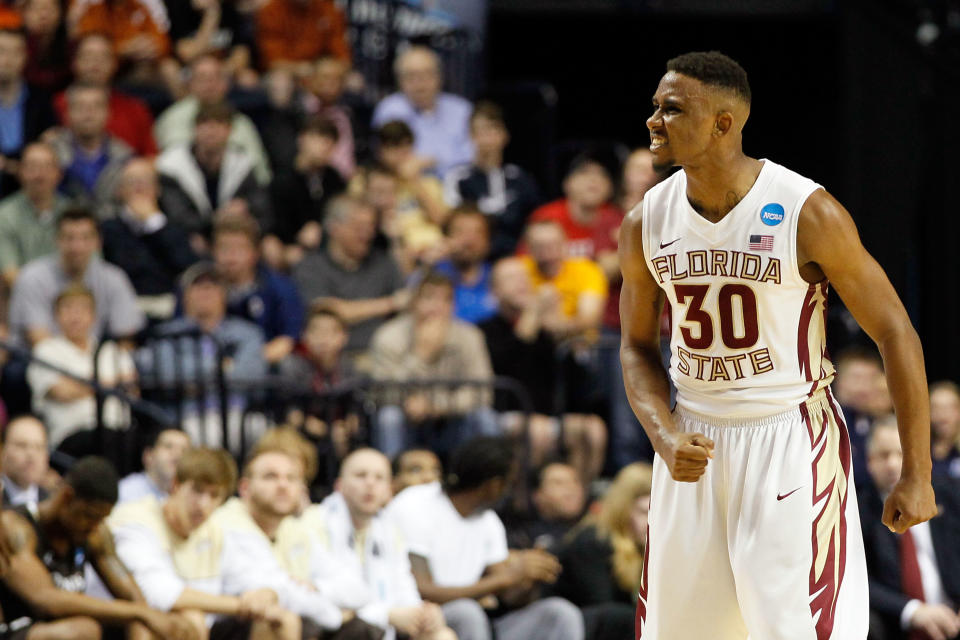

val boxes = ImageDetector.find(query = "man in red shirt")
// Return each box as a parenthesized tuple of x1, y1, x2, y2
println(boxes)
(53, 33, 157, 156)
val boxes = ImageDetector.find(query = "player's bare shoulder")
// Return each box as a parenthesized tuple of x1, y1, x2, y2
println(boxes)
(0, 510, 37, 555)
(619, 200, 646, 264)
(796, 188, 864, 277)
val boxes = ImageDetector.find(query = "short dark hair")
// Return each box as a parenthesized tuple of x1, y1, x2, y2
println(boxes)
(415, 269, 454, 298)
(444, 205, 490, 238)
(301, 115, 340, 143)
(391, 447, 437, 477)
(306, 303, 346, 331)
(377, 120, 414, 147)
(470, 101, 505, 128)
(56, 207, 98, 232)
(1, 414, 46, 445)
(65, 456, 119, 504)
(195, 101, 235, 126)
(834, 345, 882, 371)
(144, 427, 187, 450)
(666, 51, 751, 105)
(444, 436, 514, 493)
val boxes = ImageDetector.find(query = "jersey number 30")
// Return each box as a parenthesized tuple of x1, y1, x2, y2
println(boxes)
(673, 284, 759, 350)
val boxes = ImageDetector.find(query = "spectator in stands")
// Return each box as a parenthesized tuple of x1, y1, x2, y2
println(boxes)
(144, 262, 265, 450)
(351, 120, 448, 264)
(117, 427, 191, 503)
(154, 54, 271, 184)
(930, 380, 960, 479)
(528, 155, 622, 263)
(211, 444, 377, 638)
(0, 414, 52, 506)
(305, 56, 356, 179)
(166, 0, 257, 84)
(293, 195, 407, 353)
(392, 447, 441, 495)
(157, 101, 273, 243)
(100, 157, 199, 311)
(387, 436, 585, 640)
(0, 28, 57, 194)
(27, 284, 136, 452)
(617, 147, 660, 213)
(302, 448, 457, 640)
(369, 271, 498, 458)
(278, 307, 359, 464)
(53, 33, 157, 156)
(357, 163, 412, 271)
(444, 101, 540, 258)
(255, 0, 349, 75)
(213, 212, 303, 364)
(66, 0, 176, 93)
(0, 141, 69, 286)
(152, 261, 266, 382)
(270, 115, 346, 269)
(481, 257, 607, 484)
(47, 83, 134, 213)
(8, 207, 145, 347)
(22, 0, 70, 93)
(520, 220, 607, 341)
(110, 446, 302, 640)
(372, 46, 472, 179)
(833, 345, 888, 488)
(859, 416, 960, 640)
(432, 206, 498, 324)
(504, 462, 586, 552)
(551, 463, 651, 640)
(0, 456, 198, 639)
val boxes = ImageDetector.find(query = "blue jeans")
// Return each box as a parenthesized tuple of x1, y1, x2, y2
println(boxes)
(373, 405, 501, 459)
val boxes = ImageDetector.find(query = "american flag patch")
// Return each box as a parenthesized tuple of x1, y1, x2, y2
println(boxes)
(749, 234, 774, 251)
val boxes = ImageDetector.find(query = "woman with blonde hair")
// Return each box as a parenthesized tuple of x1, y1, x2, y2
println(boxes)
(551, 462, 652, 640)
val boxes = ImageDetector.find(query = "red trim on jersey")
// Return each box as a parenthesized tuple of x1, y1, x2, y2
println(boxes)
(804, 393, 852, 640)
(797, 285, 817, 382)
(636, 523, 650, 638)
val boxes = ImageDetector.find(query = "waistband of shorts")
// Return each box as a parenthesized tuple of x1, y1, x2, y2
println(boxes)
(675, 389, 834, 428)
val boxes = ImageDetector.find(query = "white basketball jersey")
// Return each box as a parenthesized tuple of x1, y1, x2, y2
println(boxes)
(641, 159, 834, 417)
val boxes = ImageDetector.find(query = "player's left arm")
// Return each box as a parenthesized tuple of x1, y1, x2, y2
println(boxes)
(797, 189, 937, 533)
(88, 523, 148, 604)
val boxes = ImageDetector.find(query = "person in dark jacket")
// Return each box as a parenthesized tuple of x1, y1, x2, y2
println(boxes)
(551, 462, 652, 640)
(101, 158, 199, 313)
(859, 415, 960, 640)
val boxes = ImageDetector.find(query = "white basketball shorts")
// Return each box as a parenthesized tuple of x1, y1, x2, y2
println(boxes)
(636, 390, 868, 640)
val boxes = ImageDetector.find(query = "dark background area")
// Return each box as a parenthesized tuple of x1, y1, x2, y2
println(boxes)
(482, 1, 960, 383)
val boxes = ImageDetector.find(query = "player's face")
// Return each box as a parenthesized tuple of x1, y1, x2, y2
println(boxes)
(647, 72, 717, 171)
(170, 480, 225, 535)
(243, 452, 303, 518)
(61, 497, 114, 543)
(338, 451, 392, 518)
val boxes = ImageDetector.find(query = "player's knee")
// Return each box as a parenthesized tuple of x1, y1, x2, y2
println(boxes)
(61, 617, 102, 640)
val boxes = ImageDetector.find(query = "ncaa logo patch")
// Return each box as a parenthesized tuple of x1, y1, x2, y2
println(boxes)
(760, 203, 785, 226)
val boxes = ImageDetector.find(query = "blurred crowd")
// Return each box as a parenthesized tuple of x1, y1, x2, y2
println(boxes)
(0, 0, 954, 638)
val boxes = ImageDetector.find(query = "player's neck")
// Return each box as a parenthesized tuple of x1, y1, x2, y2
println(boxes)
(684, 154, 763, 224)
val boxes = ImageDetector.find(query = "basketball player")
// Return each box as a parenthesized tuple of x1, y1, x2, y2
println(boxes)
(620, 51, 937, 639)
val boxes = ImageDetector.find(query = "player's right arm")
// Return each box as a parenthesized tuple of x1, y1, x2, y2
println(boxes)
(619, 204, 714, 481)
(0, 512, 195, 639)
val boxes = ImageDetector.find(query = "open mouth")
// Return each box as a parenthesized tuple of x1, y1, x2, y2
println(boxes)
(650, 134, 667, 150)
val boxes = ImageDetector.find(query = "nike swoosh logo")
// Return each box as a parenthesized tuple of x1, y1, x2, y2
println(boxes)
(659, 238, 681, 249)
(777, 487, 803, 501)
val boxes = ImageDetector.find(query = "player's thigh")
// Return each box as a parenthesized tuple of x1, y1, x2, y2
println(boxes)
(640, 448, 748, 640)
(26, 617, 101, 640)
(729, 402, 867, 640)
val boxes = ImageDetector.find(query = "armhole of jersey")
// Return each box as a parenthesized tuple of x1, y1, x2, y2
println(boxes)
(638, 199, 655, 280)
(789, 184, 824, 287)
